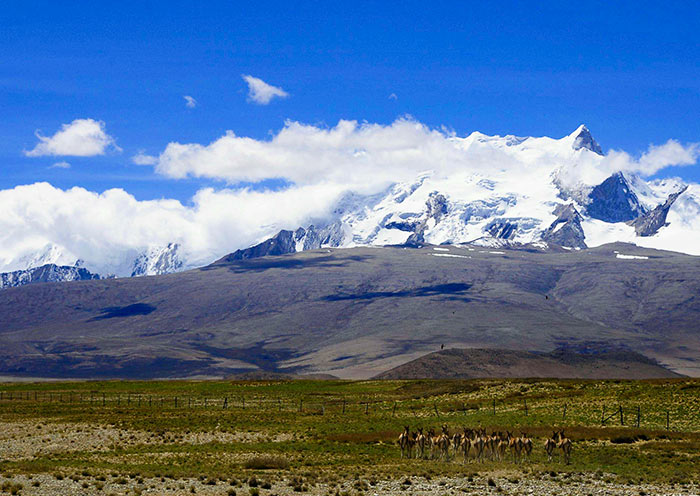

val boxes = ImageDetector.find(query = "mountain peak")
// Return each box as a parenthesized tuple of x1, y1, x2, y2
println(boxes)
(131, 243, 184, 277)
(587, 172, 646, 223)
(569, 124, 603, 155)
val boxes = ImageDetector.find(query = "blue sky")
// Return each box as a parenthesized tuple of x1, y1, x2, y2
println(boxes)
(1, 1, 699, 201)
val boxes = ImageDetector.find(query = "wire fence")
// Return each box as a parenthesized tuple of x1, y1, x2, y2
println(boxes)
(0, 389, 692, 432)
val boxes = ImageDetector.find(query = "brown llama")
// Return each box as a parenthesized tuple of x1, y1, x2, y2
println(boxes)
(428, 428, 439, 459)
(416, 427, 427, 459)
(557, 430, 572, 464)
(496, 432, 508, 461)
(507, 431, 522, 463)
(520, 432, 533, 462)
(460, 428, 473, 464)
(437, 425, 450, 461)
(451, 430, 462, 458)
(544, 431, 557, 461)
(398, 426, 411, 458)
(472, 428, 486, 462)
(488, 431, 500, 461)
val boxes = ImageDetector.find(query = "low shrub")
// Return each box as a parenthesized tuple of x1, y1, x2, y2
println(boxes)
(244, 456, 290, 470)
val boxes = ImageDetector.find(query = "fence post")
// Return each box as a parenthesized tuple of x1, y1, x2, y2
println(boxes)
(223, 397, 228, 409)
(342, 399, 346, 414)
(666, 410, 670, 430)
(278, 398, 282, 412)
(392, 402, 397, 417)
(434, 402, 440, 418)
(242, 396, 245, 408)
(636, 406, 640, 428)
(365, 402, 369, 415)
(601, 405, 605, 425)
(619, 405, 624, 426)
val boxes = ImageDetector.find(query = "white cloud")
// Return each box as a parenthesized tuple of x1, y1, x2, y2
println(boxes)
(242, 75, 289, 105)
(557, 139, 700, 188)
(24, 118, 120, 157)
(184, 95, 197, 108)
(149, 118, 479, 192)
(132, 152, 158, 166)
(604, 140, 700, 176)
(50, 161, 71, 169)
(0, 182, 342, 276)
(389, 93, 398, 100)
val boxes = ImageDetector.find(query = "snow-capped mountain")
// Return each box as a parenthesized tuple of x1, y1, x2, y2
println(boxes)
(229, 125, 698, 259)
(0, 243, 186, 289)
(0, 263, 100, 289)
(3, 125, 699, 289)
(130, 243, 184, 277)
(9, 243, 81, 272)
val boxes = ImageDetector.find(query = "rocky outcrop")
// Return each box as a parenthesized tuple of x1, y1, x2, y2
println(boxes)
(398, 193, 450, 247)
(0, 264, 100, 289)
(223, 230, 299, 261)
(425, 192, 448, 223)
(571, 125, 603, 155)
(219, 222, 347, 262)
(587, 172, 646, 223)
(295, 222, 346, 250)
(541, 204, 587, 249)
(486, 220, 518, 240)
(630, 186, 688, 237)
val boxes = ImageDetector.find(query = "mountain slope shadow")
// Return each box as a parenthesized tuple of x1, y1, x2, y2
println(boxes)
(91, 303, 156, 320)
(323, 282, 473, 301)
(203, 254, 373, 274)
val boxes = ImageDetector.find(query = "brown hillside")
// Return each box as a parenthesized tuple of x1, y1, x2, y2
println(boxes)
(373, 348, 683, 380)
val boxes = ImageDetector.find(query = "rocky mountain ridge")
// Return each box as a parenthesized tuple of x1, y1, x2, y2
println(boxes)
(0, 263, 100, 290)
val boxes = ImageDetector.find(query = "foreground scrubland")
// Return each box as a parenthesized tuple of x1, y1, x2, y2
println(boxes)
(0, 379, 698, 495)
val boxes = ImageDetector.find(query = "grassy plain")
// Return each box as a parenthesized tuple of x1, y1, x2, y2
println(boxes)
(0, 379, 699, 494)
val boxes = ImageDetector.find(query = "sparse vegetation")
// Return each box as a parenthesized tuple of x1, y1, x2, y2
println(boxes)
(0, 378, 697, 494)
(244, 455, 290, 470)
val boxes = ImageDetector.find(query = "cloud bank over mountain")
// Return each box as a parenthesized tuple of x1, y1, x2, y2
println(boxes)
(0, 181, 342, 275)
(143, 119, 699, 190)
(2, 119, 699, 277)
